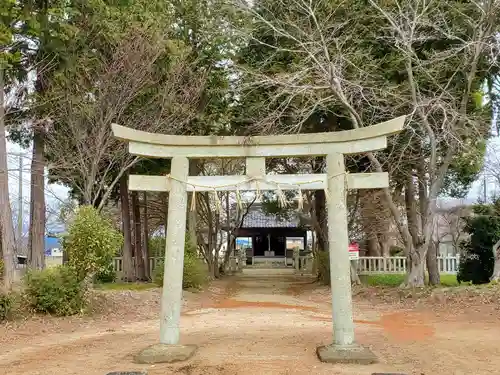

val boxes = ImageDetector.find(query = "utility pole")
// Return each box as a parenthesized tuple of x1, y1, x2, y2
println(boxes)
(17, 153, 23, 252)
(483, 175, 488, 203)
(7, 152, 26, 254)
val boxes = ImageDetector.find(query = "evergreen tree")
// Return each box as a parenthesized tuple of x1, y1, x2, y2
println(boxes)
(458, 201, 500, 284)
(231, 0, 498, 286)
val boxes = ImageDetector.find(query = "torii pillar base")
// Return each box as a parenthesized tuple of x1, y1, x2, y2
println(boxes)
(134, 344, 197, 364)
(316, 344, 378, 365)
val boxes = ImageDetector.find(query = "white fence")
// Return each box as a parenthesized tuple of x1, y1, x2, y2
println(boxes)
(111, 255, 460, 275)
(112, 257, 163, 275)
(356, 255, 460, 275)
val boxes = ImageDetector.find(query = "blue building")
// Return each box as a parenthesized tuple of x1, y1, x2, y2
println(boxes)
(44, 235, 63, 256)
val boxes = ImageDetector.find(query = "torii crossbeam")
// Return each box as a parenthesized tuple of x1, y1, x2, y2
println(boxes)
(112, 115, 405, 364)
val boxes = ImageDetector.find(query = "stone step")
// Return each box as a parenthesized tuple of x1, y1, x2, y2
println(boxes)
(245, 264, 291, 269)
(241, 268, 297, 276)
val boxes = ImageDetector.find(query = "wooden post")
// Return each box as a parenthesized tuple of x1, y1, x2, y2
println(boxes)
(160, 156, 189, 345)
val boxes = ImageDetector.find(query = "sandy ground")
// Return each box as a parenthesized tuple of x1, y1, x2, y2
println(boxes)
(1, 274, 500, 375)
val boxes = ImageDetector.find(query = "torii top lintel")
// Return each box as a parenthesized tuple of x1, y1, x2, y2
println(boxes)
(111, 116, 405, 158)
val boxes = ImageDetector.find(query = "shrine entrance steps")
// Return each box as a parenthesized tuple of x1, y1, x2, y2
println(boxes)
(241, 267, 296, 277)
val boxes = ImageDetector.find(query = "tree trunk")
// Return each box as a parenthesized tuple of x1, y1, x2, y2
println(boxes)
(426, 241, 440, 285)
(188, 160, 199, 250)
(222, 192, 232, 271)
(407, 245, 426, 287)
(209, 259, 216, 278)
(131, 191, 145, 280)
(0, 69, 16, 290)
(404, 174, 427, 284)
(223, 232, 234, 270)
(213, 216, 221, 278)
(28, 8, 50, 271)
(350, 261, 361, 284)
(142, 192, 150, 280)
(28, 129, 46, 270)
(314, 189, 328, 251)
(366, 237, 381, 257)
(378, 233, 390, 257)
(406, 194, 441, 288)
(120, 174, 134, 281)
(490, 240, 500, 282)
(311, 231, 318, 275)
(418, 157, 440, 284)
(62, 248, 69, 264)
(404, 175, 419, 248)
(312, 156, 328, 252)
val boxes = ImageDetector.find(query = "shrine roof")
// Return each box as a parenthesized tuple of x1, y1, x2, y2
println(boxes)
(240, 203, 306, 229)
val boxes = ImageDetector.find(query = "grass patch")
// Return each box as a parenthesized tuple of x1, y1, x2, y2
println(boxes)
(360, 273, 459, 287)
(438, 274, 459, 287)
(95, 282, 158, 291)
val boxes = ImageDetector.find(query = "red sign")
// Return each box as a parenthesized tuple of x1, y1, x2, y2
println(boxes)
(348, 242, 359, 259)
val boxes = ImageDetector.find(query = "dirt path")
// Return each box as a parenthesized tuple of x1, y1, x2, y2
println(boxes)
(1, 274, 500, 375)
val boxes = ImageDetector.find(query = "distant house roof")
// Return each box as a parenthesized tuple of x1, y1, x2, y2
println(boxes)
(436, 198, 475, 211)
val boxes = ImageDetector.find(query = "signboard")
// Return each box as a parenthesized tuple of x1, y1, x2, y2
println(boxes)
(348, 242, 359, 260)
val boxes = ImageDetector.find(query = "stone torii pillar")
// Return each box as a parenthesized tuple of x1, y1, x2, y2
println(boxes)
(112, 116, 405, 364)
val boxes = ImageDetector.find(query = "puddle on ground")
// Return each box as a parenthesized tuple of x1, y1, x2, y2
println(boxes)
(309, 311, 434, 342)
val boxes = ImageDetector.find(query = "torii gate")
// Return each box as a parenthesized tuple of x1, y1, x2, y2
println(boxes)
(112, 116, 405, 364)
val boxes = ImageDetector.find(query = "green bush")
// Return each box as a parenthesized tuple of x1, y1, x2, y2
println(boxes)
(24, 265, 86, 316)
(95, 262, 116, 283)
(153, 263, 163, 286)
(62, 206, 123, 282)
(182, 254, 208, 289)
(457, 206, 500, 285)
(153, 235, 207, 289)
(389, 245, 404, 256)
(149, 236, 166, 258)
(0, 291, 14, 321)
(154, 255, 207, 289)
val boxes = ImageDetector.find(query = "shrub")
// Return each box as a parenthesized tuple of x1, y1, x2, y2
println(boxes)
(149, 236, 166, 258)
(389, 245, 404, 256)
(0, 291, 14, 321)
(457, 211, 500, 285)
(62, 206, 123, 282)
(154, 254, 207, 289)
(153, 235, 207, 289)
(24, 265, 86, 316)
(182, 254, 208, 289)
(95, 262, 116, 283)
(153, 262, 163, 286)
(0, 259, 4, 277)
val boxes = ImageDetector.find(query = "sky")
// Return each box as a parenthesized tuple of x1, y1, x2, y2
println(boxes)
(467, 134, 500, 202)
(6, 139, 69, 236)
